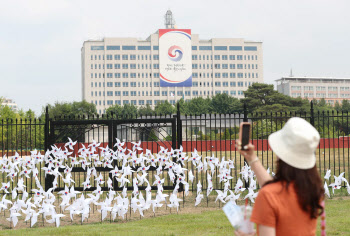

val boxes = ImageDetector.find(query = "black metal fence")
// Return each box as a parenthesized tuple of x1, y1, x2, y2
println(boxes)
(0, 102, 349, 196)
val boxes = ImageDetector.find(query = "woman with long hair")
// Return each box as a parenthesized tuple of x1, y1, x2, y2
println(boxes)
(236, 117, 324, 236)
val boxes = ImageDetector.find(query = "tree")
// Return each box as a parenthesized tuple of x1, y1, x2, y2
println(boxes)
(154, 101, 176, 115)
(210, 93, 242, 113)
(121, 104, 138, 118)
(148, 129, 158, 141)
(138, 104, 155, 116)
(106, 104, 123, 117)
(342, 100, 350, 112)
(242, 83, 292, 111)
(44, 100, 97, 118)
(186, 97, 212, 114)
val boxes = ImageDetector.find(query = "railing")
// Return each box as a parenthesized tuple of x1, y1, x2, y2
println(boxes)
(0, 102, 349, 195)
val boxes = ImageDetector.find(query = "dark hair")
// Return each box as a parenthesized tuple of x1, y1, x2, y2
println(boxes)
(264, 159, 324, 219)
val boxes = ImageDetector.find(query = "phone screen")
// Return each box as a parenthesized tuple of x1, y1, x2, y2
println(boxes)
(241, 124, 250, 148)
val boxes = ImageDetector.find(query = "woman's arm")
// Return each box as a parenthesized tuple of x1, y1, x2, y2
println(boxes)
(259, 224, 276, 236)
(236, 142, 273, 186)
(235, 225, 275, 236)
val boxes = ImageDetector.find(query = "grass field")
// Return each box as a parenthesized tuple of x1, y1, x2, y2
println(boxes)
(0, 196, 349, 235)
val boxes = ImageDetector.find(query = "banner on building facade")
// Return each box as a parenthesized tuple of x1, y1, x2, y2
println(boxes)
(159, 29, 192, 87)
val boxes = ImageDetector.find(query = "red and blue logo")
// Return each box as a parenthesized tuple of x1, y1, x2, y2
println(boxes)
(168, 45, 183, 62)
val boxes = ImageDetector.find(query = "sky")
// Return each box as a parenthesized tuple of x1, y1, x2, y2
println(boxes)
(1, 0, 349, 116)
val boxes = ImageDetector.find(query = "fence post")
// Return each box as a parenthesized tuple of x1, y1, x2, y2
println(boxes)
(44, 106, 54, 191)
(44, 106, 49, 151)
(310, 101, 315, 126)
(176, 103, 182, 149)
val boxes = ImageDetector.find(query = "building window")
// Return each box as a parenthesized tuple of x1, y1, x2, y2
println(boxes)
(291, 86, 302, 90)
(192, 55, 198, 60)
(215, 82, 221, 87)
(199, 46, 212, 50)
(123, 82, 129, 87)
(193, 73, 198, 78)
(193, 91, 198, 96)
(122, 55, 128, 60)
(237, 64, 243, 69)
(193, 82, 198, 87)
(115, 82, 121, 87)
(106, 55, 112, 60)
(214, 55, 220, 60)
(230, 64, 236, 69)
(238, 73, 243, 78)
(154, 82, 160, 87)
(154, 91, 160, 96)
(230, 82, 236, 87)
(122, 73, 128, 78)
(131, 91, 136, 96)
(114, 55, 120, 60)
(229, 46, 242, 51)
(222, 55, 228, 60)
(106, 46, 120, 50)
(304, 86, 314, 91)
(215, 73, 221, 78)
(91, 46, 104, 50)
(222, 64, 228, 69)
(237, 55, 243, 60)
(115, 91, 121, 96)
(292, 93, 301, 98)
(222, 73, 228, 78)
(214, 46, 227, 51)
(130, 73, 136, 78)
(122, 46, 136, 50)
(192, 64, 198, 69)
(123, 91, 129, 96)
(244, 46, 257, 51)
(304, 93, 314, 98)
(114, 73, 121, 78)
(153, 55, 159, 60)
(230, 90, 236, 95)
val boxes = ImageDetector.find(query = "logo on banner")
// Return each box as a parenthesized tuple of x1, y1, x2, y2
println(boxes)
(159, 29, 192, 87)
(168, 45, 183, 62)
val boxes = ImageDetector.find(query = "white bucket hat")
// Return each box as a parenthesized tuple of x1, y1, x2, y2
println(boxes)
(268, 117, 320, 170)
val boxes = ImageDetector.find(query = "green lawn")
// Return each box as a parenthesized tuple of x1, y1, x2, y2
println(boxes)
(1, 197, 349, 236)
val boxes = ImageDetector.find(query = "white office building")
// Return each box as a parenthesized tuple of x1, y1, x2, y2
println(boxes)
(1, 98, 18, 112)
(276, 76, 350, 105)
(81, 10, 264, 114)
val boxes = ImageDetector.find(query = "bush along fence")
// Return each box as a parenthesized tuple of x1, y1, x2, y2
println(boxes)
(0, 102, 348, 229)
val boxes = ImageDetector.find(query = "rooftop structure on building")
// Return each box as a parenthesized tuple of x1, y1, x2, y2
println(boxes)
(1, 98, 18, 112)
(276, 76, 350, 105)
(81, 10, 264, 114)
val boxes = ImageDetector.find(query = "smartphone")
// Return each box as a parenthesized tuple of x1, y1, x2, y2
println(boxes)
(239, 122, 251, 149)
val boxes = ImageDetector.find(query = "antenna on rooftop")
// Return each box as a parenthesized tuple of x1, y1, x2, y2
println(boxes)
(164, 10, 175, 29)
(290, 68, 294, 77)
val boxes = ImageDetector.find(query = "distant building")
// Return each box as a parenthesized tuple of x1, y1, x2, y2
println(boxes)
(276, 76, 350, 105)
(81, 10, 264, 114)
(1, 98, 18, 112)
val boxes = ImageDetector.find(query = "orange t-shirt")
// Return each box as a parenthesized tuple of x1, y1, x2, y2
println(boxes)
(250, 181, 317, 236)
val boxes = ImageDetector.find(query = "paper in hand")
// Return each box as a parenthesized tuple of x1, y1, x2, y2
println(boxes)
(222, 201, 243, 228)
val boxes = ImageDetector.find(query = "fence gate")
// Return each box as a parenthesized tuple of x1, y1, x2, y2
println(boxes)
(45, 116, 178, 193)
